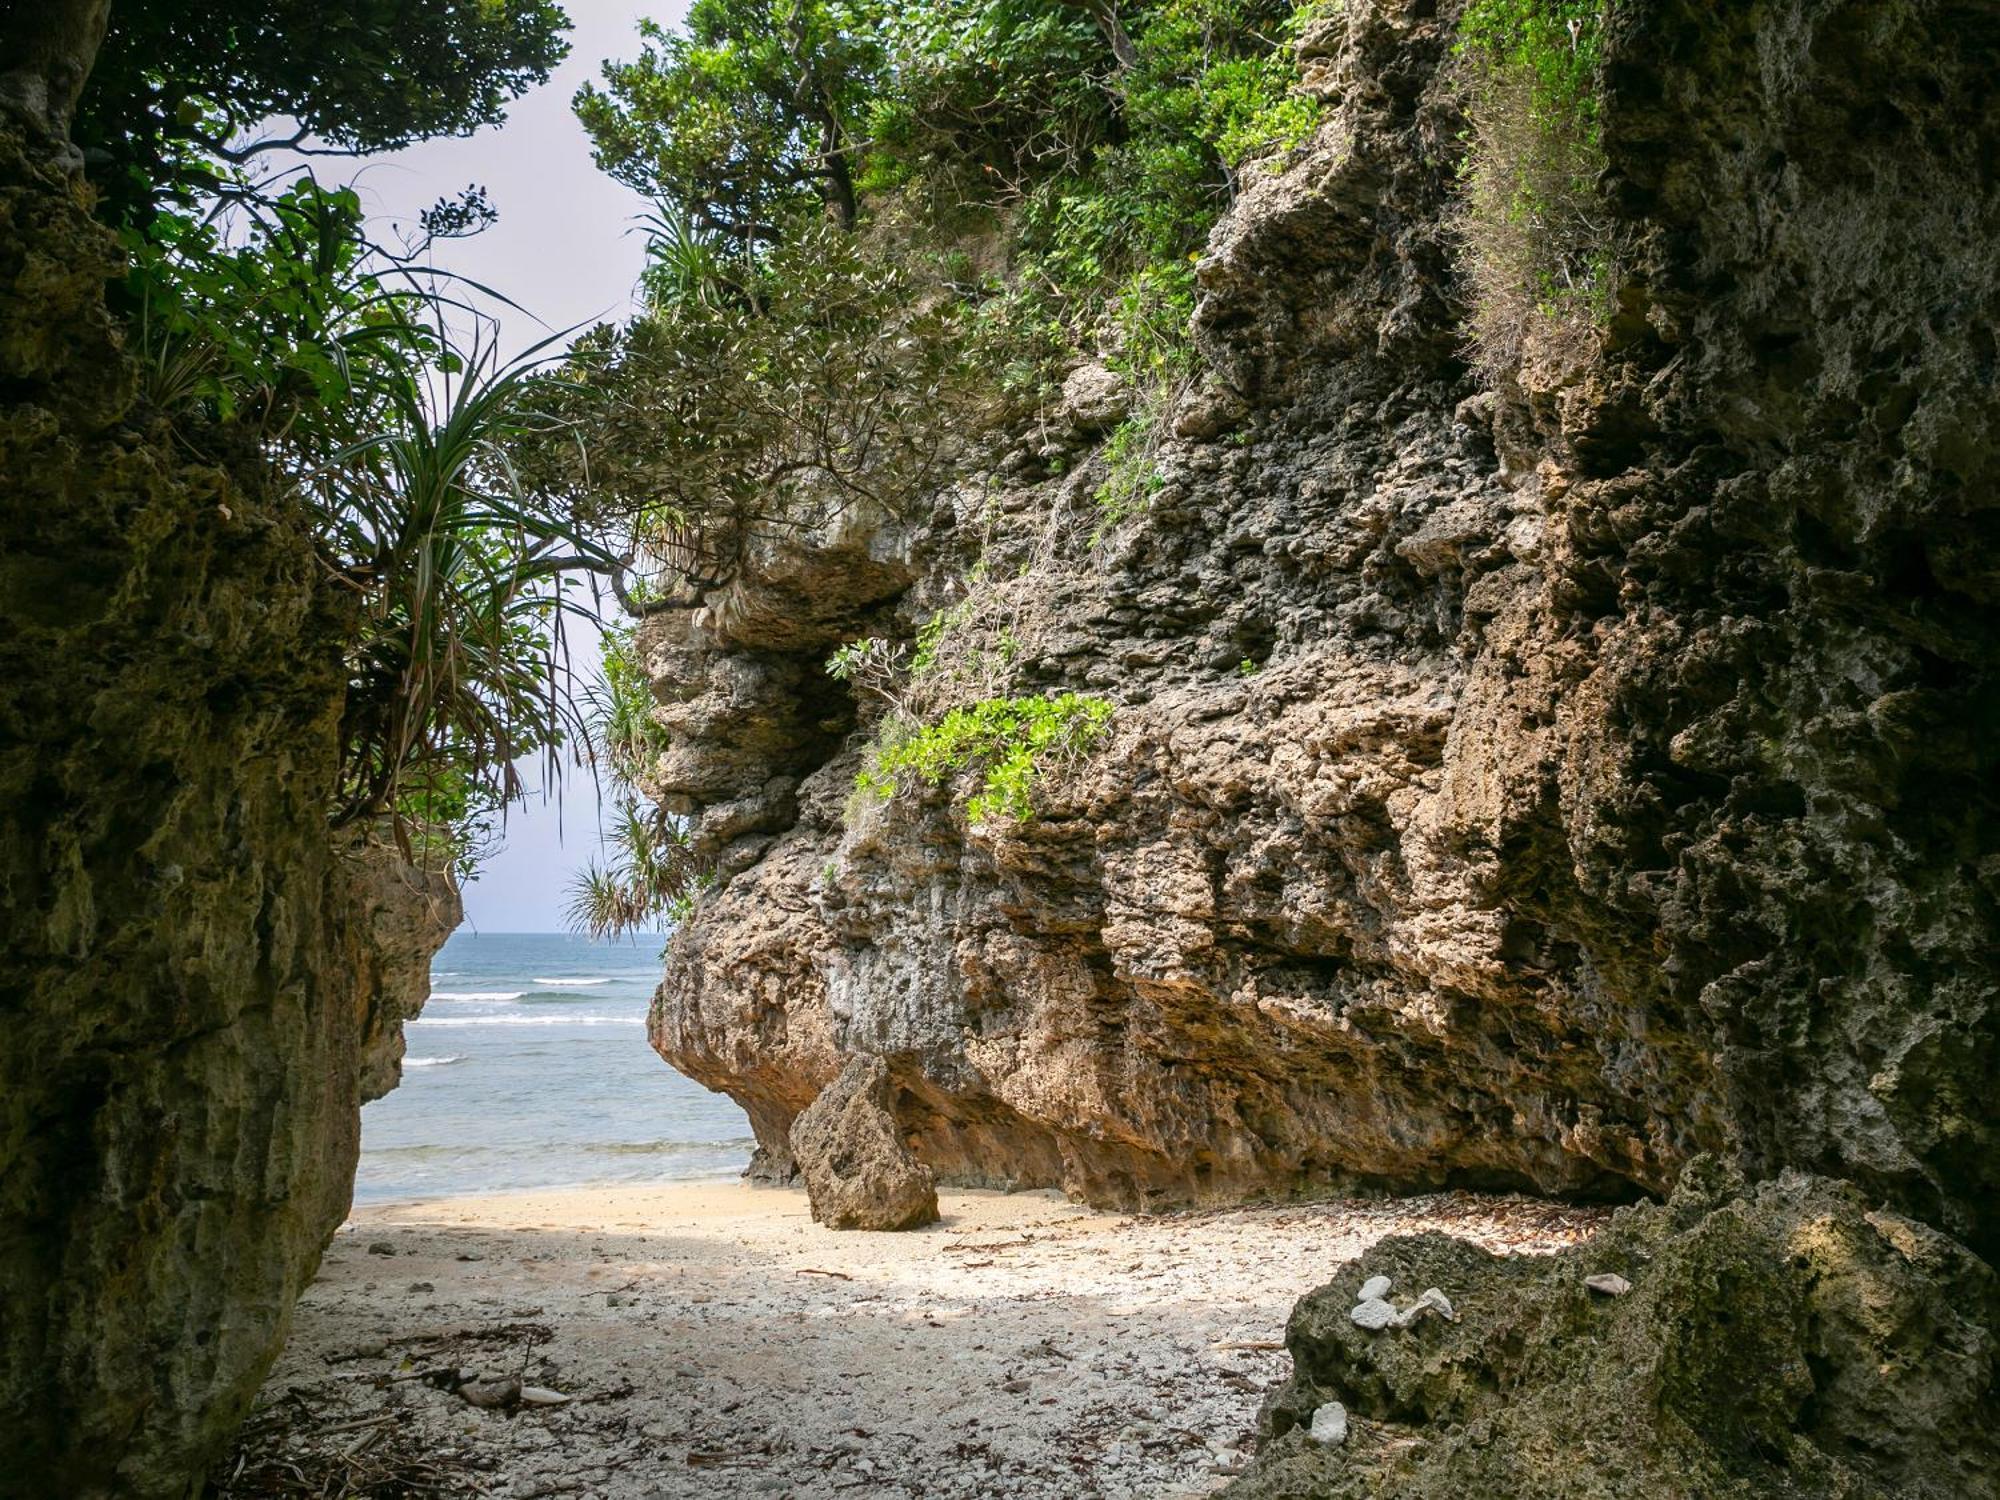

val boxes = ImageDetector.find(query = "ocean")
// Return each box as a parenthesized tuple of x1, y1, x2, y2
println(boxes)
(354, 931, 755, 1204)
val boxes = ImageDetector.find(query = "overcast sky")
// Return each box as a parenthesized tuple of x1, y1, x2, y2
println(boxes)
(332, 0, 684, 931)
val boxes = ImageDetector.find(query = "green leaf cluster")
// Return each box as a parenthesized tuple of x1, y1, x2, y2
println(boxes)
(1458, 0, 1603, 124)
(857, 693, 1114, 824)
(79, 0, 570, 226)
(117, 171, 615, 855)
(520, 220, 967, 594)
(575, 0, 1333, 407)
(577, 0, 886, 248)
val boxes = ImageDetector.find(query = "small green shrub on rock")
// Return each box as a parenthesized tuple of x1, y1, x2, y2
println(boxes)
(856, 692, 1114, 823)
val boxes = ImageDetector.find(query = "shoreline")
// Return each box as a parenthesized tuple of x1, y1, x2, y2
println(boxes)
(226, 1183, 1608, 1499)
(349, 1168, 760, 1215)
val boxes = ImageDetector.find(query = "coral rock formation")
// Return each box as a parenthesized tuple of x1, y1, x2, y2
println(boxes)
(790, 1054, 942, 1231)
(644, 0, 2000, 1260)
(0, 123, 459, 1498)
(1225, 1163, 2000, 1500)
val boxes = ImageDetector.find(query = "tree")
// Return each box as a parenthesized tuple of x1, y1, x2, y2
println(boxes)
(71, 0, 570, 223)
(575, 0, 884, 252)
(519, 220, 966, 605)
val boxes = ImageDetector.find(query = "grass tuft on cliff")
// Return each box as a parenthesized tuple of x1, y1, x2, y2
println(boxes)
(1452, 0, 1612, 385)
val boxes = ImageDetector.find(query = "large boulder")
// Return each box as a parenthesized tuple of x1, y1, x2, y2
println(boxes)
(1225, 1162, 2000, 1500)
(789, 1055, 939, 1231)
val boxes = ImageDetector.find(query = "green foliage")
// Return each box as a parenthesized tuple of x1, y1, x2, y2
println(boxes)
(1454, 0, 1611, 381)
(119, 166, 615, 847)
(317, 328, 612, 830)
(70, 0, 618, 886)
(950, 0, 1328, 383)
(575, 0, 1330, 408)
(565, 627, 712, 938)
(521, 220, 967, 595)
(78, 0, 569, 225)
(119, 180, 427, 432)
(1092, 404, 1166, 539)
(911, 597, 976, 676)
(576, 0, 886, 247)
(568, 799, 708, 938)
(595, 625, 671, 782)
(856, 692, 1114, 824)
(1459, 0, 1602, 120)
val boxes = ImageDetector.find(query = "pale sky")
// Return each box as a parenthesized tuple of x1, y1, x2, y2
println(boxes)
(328, 0, 685, 931)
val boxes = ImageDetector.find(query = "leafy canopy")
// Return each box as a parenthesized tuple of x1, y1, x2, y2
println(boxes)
(78, 0, 570, 223)
(84, 0, 626, 870)
(575, 0, 885, 247)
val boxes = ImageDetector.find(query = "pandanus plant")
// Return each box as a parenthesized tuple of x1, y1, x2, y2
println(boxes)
(313, 317, 618, 845)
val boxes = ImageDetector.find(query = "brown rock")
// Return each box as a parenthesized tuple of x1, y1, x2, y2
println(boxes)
(643, 0, 2000, 1264)
(789, 1057, 939, 1231)
(0, 121, 461, 1498)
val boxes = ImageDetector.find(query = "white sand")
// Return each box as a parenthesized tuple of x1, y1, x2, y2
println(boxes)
(221, 1183, 1606, 1499)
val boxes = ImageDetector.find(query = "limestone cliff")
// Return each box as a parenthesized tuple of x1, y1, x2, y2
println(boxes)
(643, 0, 2000, 1265)
(0, 125, 459, 1497)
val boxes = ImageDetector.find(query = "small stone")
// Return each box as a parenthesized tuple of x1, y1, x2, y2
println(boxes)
(1060, 363, 1130, 432)
(1349, 1297, 1399, 1330)
(408, 1281, 434, 1293)
(1308, 1402, 1349, 1446)
(519, 1385, 570, 1406)
(459, 1377, 520, 1410)
(1585, 1272, 1632, 1297)
(1358, 1275, 1392, 1302)
(367, 1241, 397, 1256)
(1413, 1287, 1456, 1323)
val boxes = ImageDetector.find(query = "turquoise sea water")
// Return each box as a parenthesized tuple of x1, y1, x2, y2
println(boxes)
(354, 931, 754, 1204)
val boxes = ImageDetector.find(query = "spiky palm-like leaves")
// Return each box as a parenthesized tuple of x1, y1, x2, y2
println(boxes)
(568, 800, 705, 938)
(564, 624, 707, 938)
(316, 322, 616, 838)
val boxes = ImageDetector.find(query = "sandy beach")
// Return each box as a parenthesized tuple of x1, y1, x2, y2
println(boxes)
(218, 1183, 1607, 1499)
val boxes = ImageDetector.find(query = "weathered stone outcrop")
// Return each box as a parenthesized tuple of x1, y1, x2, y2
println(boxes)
(790, 1053, 941, 1230)
(645, 0, 2000, 1266)
(1225, 1162, 2000, 1500)
(0, 124, 459, 1497)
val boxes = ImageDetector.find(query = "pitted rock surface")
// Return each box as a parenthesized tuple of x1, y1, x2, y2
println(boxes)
(790, 1054, 941, 1231)
(1227, 1165, 2000, 1500)
(0, 122, 460, 1497)
(640, 0, 2000, 1264)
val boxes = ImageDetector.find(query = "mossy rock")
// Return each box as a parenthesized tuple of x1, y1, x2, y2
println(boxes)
(1225, 1165, 2000, 1500)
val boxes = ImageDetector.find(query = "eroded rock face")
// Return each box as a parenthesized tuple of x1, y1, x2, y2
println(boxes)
(1225, 1163, 2000, 1500)
(0, 125, 460, 1497)
(790, 1054, 941, 1231)
(645, 0, 1999, 1262)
